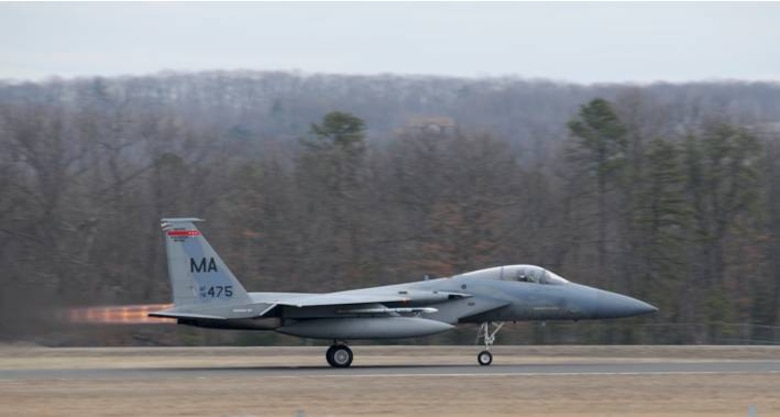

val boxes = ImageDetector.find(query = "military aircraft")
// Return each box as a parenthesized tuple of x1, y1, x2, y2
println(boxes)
(151, 218, 657, 367)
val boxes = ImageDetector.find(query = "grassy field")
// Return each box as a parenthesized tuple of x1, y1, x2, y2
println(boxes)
(1, 345, 779, 417)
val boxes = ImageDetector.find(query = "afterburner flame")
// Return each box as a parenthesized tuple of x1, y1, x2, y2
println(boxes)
(66, 304, 175, 324)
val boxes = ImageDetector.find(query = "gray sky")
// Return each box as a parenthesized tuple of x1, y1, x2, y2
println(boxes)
(2, 2, 779, 84)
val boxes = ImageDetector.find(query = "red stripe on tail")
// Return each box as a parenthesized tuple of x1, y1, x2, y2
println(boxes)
(166, 230, 200, 237)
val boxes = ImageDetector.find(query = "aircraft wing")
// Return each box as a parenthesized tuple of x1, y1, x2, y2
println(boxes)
(269, 290, 471, 308)
(271, 294, 412, 308)
(150, 291, 474, 320)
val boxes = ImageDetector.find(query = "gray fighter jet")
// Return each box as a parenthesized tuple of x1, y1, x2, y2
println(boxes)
(151, 218, 657, 367)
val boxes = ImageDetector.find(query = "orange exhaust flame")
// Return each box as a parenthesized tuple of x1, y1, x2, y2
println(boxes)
(66, 304, 175, 325)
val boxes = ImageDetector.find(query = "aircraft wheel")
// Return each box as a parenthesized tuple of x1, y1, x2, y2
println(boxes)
(325, 345, 338, 367)
(477, 350, 493, 366)
(330, 345, 353, 368)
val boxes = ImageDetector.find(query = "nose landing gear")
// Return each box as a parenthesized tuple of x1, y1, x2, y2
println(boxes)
(476, 321, 505, 366)
(477, 350, 493, 366)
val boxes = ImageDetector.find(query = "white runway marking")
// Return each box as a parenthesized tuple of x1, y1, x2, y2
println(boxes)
(297, 370, 780, 378)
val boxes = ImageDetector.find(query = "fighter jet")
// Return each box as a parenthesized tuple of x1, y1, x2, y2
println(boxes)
(151, 218, 657, 367)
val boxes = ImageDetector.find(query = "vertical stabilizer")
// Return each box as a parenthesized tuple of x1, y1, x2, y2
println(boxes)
(160, 218, 251, 306)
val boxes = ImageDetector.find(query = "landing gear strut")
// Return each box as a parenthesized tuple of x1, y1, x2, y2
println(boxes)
(326, 342, 353, 368)
(475, 321, 505, 366)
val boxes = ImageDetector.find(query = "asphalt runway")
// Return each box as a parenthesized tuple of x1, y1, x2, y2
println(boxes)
(3, 348, 780, 416)
(4, 359, 780, 380)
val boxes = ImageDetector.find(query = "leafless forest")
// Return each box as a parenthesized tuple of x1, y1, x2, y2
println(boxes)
(1, 71, 780, 346)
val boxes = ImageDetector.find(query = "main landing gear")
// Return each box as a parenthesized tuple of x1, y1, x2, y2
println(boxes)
(476, 321, 505, 366)
(323, 323, 506, 368)
(326, 342, 353, 368)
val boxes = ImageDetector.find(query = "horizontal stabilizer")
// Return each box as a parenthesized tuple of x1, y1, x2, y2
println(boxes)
(149, 302, 277, 320)
(148, 310, 226, 320)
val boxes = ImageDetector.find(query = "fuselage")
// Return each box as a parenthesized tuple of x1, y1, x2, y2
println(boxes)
(176, 265, 657, 338)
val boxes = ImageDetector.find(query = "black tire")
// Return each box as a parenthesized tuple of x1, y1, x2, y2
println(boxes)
(325, 345, 338, 367)
(477, 350, 493, 366)
(330, 345, 354, 368)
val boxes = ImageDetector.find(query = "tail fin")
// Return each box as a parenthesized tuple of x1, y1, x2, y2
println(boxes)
(160, 218, 251, 306)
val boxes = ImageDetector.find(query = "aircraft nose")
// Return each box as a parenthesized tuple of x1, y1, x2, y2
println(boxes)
(594, 289, 658, 319)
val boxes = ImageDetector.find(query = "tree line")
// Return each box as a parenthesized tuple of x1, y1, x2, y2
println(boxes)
(0, 71, 779, 345)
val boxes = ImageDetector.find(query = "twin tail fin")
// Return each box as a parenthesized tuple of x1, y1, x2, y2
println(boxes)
(160, 218, 251, 306)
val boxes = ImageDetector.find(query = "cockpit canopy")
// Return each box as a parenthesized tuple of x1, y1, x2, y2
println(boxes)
(502, 265, 569, 285)
(455, 265, 569, 285)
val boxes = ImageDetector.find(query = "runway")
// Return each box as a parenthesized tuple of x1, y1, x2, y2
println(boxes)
(3, 360, 780, 380)
(3, 346, 780, 416)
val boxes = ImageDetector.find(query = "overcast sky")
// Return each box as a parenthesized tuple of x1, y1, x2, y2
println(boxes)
(2, 2, 779, 84)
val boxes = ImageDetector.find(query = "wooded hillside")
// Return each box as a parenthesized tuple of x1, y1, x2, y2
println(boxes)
(1, 71, 779, 345)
